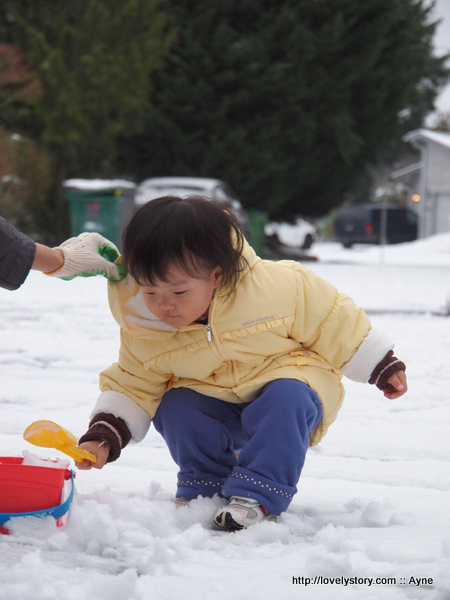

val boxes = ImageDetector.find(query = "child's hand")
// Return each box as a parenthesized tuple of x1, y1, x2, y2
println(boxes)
(383, 369, 408, 399)
(75, 440, 110, 470)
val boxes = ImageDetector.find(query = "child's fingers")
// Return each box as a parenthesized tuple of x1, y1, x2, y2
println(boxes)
(75, 458, 95, 470)
(389, 371, 407, 390)
(384, 371, 407, 398)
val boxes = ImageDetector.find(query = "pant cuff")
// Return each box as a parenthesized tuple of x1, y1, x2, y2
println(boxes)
(177, 475, 226, 500)
(221, 467, 297, 515)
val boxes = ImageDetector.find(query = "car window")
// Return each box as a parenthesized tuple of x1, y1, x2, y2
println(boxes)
(406, 210, 418, 225)
(214, 186, 228, 201)
(222, 184, 239, 201)
(343, 208, 366, 219)
(371, 209, 381, 226)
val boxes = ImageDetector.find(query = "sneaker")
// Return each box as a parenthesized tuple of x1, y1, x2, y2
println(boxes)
(214, 496, 276, 531)
(173, 497, 190, 507)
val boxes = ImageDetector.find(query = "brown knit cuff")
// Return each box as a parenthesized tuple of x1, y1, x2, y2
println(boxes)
(369, 350, 406, 392)
(78, 412, 131, 463)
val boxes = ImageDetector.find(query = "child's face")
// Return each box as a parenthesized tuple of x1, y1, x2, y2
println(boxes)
(140, 263, 223, 328)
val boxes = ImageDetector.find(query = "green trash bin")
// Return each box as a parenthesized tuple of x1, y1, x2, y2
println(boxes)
(247, 209, 269, 256)
(64, 182, 136, 250)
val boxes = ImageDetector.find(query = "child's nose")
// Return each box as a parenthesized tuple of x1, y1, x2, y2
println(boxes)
(160, 295, 175, 310)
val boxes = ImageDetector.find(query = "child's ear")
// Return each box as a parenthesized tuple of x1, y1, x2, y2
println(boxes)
(212, 266, 223, 288)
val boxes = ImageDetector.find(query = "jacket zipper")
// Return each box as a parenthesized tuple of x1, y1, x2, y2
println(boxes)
(205, 323, 212, 342)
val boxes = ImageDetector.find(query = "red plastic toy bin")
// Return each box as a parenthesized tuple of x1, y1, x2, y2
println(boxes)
(0, 457, 75, 535)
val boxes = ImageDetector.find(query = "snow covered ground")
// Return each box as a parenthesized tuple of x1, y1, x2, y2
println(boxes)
(0, 235, 449, 600)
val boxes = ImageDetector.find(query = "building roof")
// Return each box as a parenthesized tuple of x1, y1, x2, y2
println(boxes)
(404, 128, 450, 150)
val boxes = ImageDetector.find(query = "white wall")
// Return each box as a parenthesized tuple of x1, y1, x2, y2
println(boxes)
(425, 144, 450, 235)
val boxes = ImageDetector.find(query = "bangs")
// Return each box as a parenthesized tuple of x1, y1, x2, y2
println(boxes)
(130, 242, 215, 286)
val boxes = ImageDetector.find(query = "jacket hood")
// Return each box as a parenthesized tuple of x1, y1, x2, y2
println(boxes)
(108, 239, 260, 339)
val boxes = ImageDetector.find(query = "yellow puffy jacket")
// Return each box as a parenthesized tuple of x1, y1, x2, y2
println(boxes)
(98, 243, 392, 445)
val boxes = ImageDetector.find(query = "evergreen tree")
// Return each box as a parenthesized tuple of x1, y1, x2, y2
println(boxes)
(0, 43, 42, 124)
(118, 0, 448, 217)
(3, 0, 171, 170)
(0, 0, 172, 235)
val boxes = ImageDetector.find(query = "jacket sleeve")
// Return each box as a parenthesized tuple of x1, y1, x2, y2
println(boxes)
(81, 330, 169, 454)
(0, 217, 36, 290)
(98, 329, 171, 425)
(290, 264, 393, 382)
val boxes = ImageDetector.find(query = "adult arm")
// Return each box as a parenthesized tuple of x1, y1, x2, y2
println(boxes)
(0, 217, 36, 290)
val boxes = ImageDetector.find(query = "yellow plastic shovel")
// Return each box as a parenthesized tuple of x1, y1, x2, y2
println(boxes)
(23, 420, 97, 463)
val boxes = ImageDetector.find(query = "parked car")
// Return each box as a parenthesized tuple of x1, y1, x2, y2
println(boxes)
(265, 217, 317, 250)
(134, 176, 249, 234)
(333, 204, 418, 248)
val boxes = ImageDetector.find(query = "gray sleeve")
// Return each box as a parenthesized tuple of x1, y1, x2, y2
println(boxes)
(0, 217, 36, 290)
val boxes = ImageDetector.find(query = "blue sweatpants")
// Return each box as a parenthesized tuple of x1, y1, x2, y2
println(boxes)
(153, 379, 322, 515)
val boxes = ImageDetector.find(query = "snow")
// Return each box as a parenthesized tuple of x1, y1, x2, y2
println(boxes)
(64, 179, 136, 190)
(1, 235, 449, 600)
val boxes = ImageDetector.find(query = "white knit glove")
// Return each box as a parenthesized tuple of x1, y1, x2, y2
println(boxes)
(47, 232, 126, 281)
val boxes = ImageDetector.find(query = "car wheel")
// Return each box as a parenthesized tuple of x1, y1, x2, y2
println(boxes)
(302, 234, 313, 250)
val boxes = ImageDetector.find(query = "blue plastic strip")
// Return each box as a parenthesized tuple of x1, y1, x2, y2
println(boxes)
(0, 470, 75, 526)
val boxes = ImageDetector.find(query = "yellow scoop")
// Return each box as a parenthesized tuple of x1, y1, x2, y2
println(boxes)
(23, 420, 97, 463)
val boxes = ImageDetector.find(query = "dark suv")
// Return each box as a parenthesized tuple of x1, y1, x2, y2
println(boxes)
(333, 204, 418, 248)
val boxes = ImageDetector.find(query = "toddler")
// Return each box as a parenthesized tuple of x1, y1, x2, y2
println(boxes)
(77, 196, 407, 531)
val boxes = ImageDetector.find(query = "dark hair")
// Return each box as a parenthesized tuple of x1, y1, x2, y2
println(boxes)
(122, 195, 249, 291)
